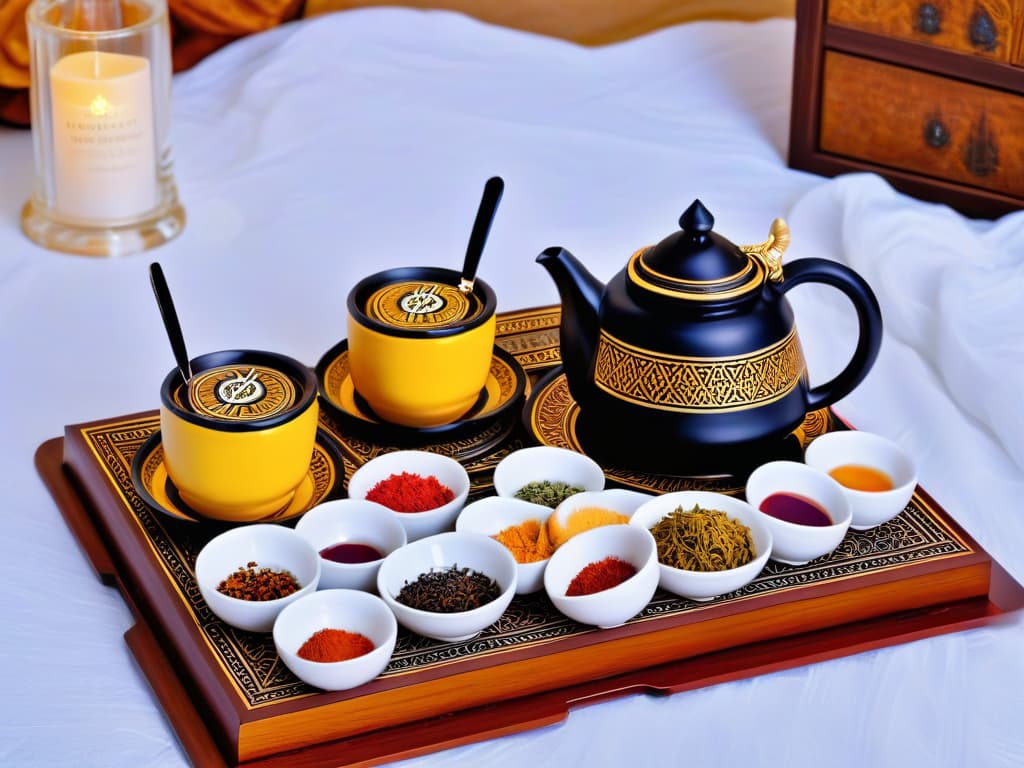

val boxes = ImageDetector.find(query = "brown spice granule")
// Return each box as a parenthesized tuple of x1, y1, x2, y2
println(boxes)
(216, 560, 301, 601)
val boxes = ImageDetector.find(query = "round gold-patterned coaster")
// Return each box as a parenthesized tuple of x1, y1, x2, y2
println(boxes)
(523, 367, 834, 495)
(364, 280, 483, 330)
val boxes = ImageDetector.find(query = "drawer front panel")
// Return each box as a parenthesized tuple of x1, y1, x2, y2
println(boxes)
(820, 51, 1024, 197)
(827, 0, 1016, 61)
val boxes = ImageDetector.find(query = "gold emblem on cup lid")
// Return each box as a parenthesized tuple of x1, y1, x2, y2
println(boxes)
(365, 281, 480, 330)
(187, 364, 297, 421)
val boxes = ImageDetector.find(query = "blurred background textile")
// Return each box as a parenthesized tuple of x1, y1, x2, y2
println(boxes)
(0, 0, 792, 126)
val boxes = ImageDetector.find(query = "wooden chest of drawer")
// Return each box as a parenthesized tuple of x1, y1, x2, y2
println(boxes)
(827, 0, 1018, 61)
(789, 0, 1024, 218)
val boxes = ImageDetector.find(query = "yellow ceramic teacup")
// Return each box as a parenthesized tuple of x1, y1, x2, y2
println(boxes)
(159, 350, 319, 522)
(347, 267, 497, 428)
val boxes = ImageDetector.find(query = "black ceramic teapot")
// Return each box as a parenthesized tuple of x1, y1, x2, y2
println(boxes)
(536, 200, 883, 474)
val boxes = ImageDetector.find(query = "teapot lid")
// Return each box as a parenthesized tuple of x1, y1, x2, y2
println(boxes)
(629, 200, 767, 302)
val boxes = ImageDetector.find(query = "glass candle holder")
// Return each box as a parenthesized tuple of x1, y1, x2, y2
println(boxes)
(22, 0, 185, 257)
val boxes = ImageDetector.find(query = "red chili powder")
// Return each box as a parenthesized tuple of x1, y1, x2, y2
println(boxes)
(566, 556, 637, 596)
(365, 471, 454, 512)
(297, 628, 375, 663)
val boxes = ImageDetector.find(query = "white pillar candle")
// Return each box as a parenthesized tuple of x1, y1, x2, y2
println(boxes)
(50, 50, 158, 222)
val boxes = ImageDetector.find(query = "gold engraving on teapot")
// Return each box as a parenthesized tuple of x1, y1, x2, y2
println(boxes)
(366, 281, 478, 329)
(739, 218, 789, 284)
(593, 328, 806, 413)
(189, 364, 297, 421)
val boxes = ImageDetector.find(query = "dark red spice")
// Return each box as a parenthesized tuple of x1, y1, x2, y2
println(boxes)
(297, 628, 375, 663)
(216, 561, 301, 601)
(365, 471, 454, 513)
(319, 542, 383, 564)
(566, 556, 637, 596)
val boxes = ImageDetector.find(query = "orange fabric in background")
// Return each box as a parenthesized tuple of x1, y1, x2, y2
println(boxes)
(0, 0, 304, 127)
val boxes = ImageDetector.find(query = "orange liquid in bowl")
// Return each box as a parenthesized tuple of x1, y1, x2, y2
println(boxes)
(828, 464, 894, 492)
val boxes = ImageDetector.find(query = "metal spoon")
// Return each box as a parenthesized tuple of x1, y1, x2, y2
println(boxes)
(149, 262, 194, 401)
(459, 176, 504, 293)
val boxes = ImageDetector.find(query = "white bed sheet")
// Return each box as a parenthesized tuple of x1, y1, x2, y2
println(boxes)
(1, 8, 1022, 767)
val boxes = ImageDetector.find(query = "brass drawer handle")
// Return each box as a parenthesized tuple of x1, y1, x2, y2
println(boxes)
(915, 3, 941, 35)
(962, 114, 998, 177)
(924, 118, 949, 148)
(969, 8, 997, 50)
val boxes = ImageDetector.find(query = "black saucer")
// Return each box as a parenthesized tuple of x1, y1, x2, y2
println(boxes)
(130, 428, 346, 525)
(315, 340, 528, 447)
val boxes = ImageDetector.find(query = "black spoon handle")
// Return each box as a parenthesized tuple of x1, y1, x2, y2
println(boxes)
(460, 175, 504, 292)
(149, 262, 193, 383)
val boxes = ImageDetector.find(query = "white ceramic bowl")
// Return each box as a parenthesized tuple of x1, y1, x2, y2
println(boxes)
(492, 446, 605, 505)
(195, 524, 321, 633)
(273, 588, 397, 691)
(347, 450, 471, 542)
(804, 430, 918, 530)
(745, 461, 853, 566)
(455, 495, 554, 594)
(544, 523, 659, 629)
(294, 499, 408, 591)
(376, 531, 517, 642)
(630, 491, 772, 601)
(547, 488, 654, 548)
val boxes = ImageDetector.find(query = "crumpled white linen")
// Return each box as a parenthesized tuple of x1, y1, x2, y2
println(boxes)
(0, 8, 1022, 768)
(788, 173, 1024, 471)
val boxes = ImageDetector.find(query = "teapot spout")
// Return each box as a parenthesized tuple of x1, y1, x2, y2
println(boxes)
(536, 247, 604, 403)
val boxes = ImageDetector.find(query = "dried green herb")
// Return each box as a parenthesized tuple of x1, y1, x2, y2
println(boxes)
(649, 505, 755, 572)
(513, 480, 584, 507)
(395, 564, 501, 613)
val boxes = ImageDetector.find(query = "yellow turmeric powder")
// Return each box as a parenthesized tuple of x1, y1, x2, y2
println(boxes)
(492, 519, 555, 564)
(546, 506, 630, 549)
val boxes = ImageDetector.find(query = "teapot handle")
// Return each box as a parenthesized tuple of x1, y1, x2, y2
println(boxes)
(777, 258, 883, 411)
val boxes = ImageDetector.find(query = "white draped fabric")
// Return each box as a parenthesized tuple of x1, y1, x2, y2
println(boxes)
(1, 9, 1022, 767)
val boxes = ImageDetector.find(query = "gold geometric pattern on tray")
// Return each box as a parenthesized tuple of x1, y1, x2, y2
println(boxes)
(594, 327, 806, 412)
(494, 308, 561, 371)
(81, 412, 972, 709)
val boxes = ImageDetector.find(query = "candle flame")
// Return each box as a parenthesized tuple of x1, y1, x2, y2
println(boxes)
(89, 94, 111, 117)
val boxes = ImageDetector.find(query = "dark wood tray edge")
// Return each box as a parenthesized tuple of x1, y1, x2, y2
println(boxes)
(36, 436, 1024, 768)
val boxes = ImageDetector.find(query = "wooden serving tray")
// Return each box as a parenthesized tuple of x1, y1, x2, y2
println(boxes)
(37, 306, 1024, 768)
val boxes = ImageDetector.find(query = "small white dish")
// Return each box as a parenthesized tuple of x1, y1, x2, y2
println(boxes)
(544, 523, 659, 629)
(630, 491, 772, 601)
(804, 430, 917, 530)
(745, 461, 852, 566)
(195, 524, 321, 633)
(492, 446, 605, 505)
(347, 450, 470, 542)
(376, 531, 517, 642)
(547, 488, 654, 549)
(273, 588, 397, 691)
(456, 495, 553, 594)
(294, 499, 407, 591)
